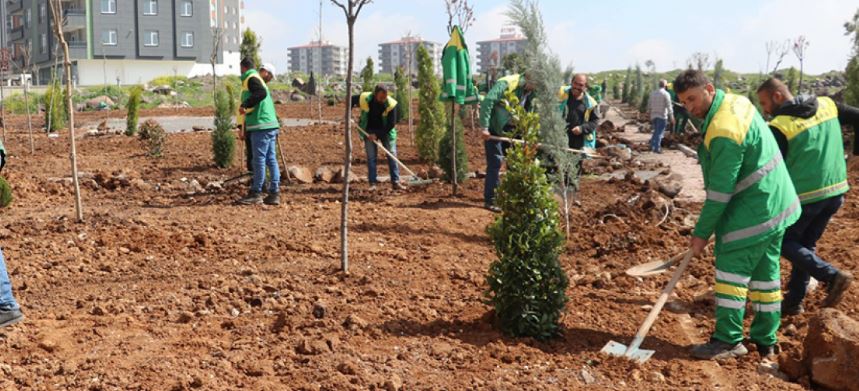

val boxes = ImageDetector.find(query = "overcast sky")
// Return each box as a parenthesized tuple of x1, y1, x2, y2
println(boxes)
(243, 0, 857, 75)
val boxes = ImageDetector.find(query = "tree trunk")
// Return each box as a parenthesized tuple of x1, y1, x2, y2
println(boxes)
(51, 0, 84, 222)
(0, 76, 6, 146)
(450, 102, 457, 195)
(24, 81, 33, 154)
(340, 17, 355, 274)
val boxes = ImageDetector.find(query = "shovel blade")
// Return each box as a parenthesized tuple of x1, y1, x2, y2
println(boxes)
(600, 340, 655, 363)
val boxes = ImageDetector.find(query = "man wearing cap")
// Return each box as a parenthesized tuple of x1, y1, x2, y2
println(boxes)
(236, 57, 281, 206)
(0, 140, 24, 328)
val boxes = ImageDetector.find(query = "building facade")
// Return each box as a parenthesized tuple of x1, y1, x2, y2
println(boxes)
(5, 0, 242, 86)
(377, 35, 440, 75)
(287, 40, 346, 77)
(475, 27, 527, 74)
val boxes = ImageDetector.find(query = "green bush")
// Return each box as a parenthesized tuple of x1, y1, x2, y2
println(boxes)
(3, 92, 40, 115)
(212, 88, 236, 168)
(415, 45, 446, 163)
(485, 91, 568, 340)
(437, 110, 468, 183)
(393, 67, 409, 122)
(138, 119, 166, 157)
(43, 82, 67, 132)
(125, 86, 143, 136)
(150, 75, 189, 87)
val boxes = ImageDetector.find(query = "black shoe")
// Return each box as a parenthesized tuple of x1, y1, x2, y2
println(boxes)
(0, 308, 24, 328)
(236, 192, 263, 205)
(781, 302, 804, 316)
(690, 338, 748, 360)
(263, 193, 280, 206)
(822, 271, 853, 307)
(755, 343, 779, 359)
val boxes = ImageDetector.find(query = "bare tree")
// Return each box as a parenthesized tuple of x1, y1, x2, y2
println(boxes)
(444, 0, 476, 33)
(687, 52, 711, 71)
(330, 0, 372, 274)
(793, 36, 810, 93)
(404, 31, 415, 145)
(317, 0, 324, 121)
(49, 0, 84, 222)
(21, 46, 34, 154)
(210, 8, 225, 103)
(770, 40, 790, 75)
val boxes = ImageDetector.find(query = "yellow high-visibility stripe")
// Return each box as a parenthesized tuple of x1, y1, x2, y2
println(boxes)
(749, 290, 782, 303)
(715, 283, 748, 298)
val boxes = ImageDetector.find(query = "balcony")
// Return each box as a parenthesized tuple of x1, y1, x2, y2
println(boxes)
(67, 40, 88, 59)
(9, 26, 24, 41)
(63, 8, 86, 31)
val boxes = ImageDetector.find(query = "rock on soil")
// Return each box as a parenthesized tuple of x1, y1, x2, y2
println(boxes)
(288, 166, 314, 184)
(781, 309, 859, 390)
(315, 166, 337, 183)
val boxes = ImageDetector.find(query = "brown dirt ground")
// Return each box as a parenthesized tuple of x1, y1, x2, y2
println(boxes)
(0, 101, 855, 390)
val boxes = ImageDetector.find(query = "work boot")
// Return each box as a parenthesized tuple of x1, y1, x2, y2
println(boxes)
(691, 338, 748, 360)
(236, 192, 263, 205)
(781, 302, 804, 317)
(0, 308, 24, 328)
(391, 182, 406, 191)
(755, 343, 779, 360)
(263, 193, 280, 206)
(822, 271, 853, 307)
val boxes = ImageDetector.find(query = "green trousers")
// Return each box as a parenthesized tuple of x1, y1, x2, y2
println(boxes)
(712, 232, 784, 346)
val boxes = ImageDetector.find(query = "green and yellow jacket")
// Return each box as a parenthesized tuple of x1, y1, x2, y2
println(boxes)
(357, 92, 398, 141)
(695, 90, 800, 251)
(768, 95, 848, 205)
(479, 74, 533, 136)
(239, 69, 279, 132)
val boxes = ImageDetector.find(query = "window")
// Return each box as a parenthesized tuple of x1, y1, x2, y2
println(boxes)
(25, 9, 30, 28)
(143, 0, 158, 15)
(180, 0, 193, 17)
(101, 0, 116, 14)
(144, 30, 159, 46)
(39, 4, 46, 22)
(39, 34, 46, 53)
(180, 32, 193, 48)
(101, 29, 117, 46)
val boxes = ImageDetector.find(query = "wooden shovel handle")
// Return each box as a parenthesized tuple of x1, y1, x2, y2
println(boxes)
(625, 249, 694, 354)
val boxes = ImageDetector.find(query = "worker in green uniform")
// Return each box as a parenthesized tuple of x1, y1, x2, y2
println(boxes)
(757, 77, 854, 315)
(675, 70, 799, 361)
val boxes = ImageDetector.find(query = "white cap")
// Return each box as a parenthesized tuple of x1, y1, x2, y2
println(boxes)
(260, 63, 277, 76)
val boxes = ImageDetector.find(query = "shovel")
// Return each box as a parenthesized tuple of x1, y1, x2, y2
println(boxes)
(601, 250, 693, 363)
(625, 252, 686, 277)
(350, 120, 433, 187)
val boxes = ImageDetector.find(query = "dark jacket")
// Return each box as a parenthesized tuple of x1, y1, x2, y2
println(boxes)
(240, 76, 267, 109)
(565, 96, 600, 149)
(771, 95, 859, 156)
(351, 94, 398, 140)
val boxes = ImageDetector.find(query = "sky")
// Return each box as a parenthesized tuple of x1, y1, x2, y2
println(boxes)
(243, 0, 857, 75)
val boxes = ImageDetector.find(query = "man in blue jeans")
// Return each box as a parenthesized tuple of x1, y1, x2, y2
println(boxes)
(0, 142, 24, 328)
(353, 85, 402, 191)
(757, 78, 856, 314)
(479, 73, 536, 212)
(647, 79, 674, 153)
(236, 58, 281, 205)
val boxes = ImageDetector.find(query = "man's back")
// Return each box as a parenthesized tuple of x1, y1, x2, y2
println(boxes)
(648, 88, 672, 120)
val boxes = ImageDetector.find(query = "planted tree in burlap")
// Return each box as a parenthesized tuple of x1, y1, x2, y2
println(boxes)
(125, 86, 143, 136)
(437, 109, 468, 183)
(212, 87, 235, 168)
(416, 44, 446, 162)
(360, 57, 375, 92)
(485, 91, 568, 339)
(393, 66, 409, 121)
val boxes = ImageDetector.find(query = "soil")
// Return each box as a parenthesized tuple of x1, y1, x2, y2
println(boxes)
(0, 100, 856, 390)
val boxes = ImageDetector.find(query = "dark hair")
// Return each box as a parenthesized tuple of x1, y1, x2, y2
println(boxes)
(240, 57, 254, 70)
(373, 84, 388, 95)
(756, 77, 788, 95)
(673, 69, 710, 93)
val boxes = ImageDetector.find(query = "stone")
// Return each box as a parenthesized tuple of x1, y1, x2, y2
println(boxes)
(176, 311, 194, 324)
(580, 367, 596, 384)
(192, 125, 206, 132)
(428, 165, 445, 179)
(312, 301, 326, 319)
(287, 166, 314, 184)
(332, 167, 357, 184)
(757, 359, 789, 381)
(603, 145, 632, 161)
(803, 309, 859, 390)
(647, 371, 666, 383)
(383, 374, 403, 391)
(296, 338, 330, 355)
(343, 314, 368, 330)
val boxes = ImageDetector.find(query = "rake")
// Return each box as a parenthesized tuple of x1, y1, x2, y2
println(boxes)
(350, 119, 433, 186)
